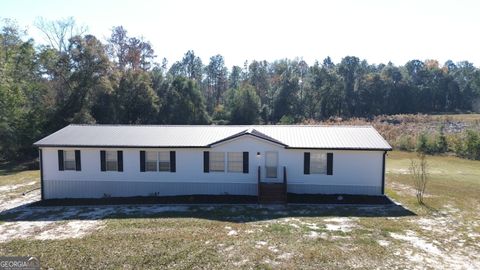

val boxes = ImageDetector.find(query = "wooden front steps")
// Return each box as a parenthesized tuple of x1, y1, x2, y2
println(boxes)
(258, 183, 286, 203)
(257, 166, 287, 204)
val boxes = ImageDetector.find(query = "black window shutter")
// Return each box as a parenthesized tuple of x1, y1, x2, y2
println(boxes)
(140, 151, 146, 172)
(117, 151, 123, 172)
(304, 152, 310, 174)
(100, 150, 106, 171)
(75, 150, 81, 171)
(243, 152, 249, 173)
(203, 151, 210, 173)
(58, 150, 64, 171)
(327, 153, 333, 175)
(170, 151, 176, 172)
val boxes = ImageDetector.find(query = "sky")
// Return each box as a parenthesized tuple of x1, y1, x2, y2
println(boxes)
(1, 0, 479, 68)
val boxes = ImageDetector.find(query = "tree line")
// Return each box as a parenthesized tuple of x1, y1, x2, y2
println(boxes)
(1, 18, 480, 161)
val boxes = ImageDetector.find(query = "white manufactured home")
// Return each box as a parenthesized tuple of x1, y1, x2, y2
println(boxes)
(34, 125, 392, 202)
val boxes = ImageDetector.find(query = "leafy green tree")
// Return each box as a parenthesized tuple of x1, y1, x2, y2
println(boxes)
(205, 55, 228, 111)
(51, 35, 111, 128)
(271, 60, 301, 122)
(229, 65, 242, 89)
(450, 61, 479, 111)
(107, 26, 129, 70)
(2, 18, 480, 162)
(211, 105, 229, 124)
(302, 61, 323, 119)
(356, 74, 385, 116)
(229, 85, 261, 124)
(0, 20, 49, 160)
(182, 50, 203, 82)
(108, 27, 155, 71)
(337, 56, 361, 116)
(116, 71, 159, 124)
(248, 60, 270, 104)
(168, 50, 203, 83)
(125, 37, 155, 71)
(161, 77, 210, 124)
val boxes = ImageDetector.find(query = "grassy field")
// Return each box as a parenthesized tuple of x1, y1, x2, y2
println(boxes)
(0, 151, 479, 269)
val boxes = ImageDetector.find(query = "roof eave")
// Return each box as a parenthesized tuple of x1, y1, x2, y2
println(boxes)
(285, 146, 393, 151)
(33, 144, 211, 149)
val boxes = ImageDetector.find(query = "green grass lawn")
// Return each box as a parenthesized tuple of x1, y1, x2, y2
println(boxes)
(0, 151, 479, 269)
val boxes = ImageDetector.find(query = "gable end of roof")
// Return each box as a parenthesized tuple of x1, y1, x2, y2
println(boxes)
(208, 128, 288, 147)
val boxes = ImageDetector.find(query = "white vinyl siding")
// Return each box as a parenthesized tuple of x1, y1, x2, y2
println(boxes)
(311, 153, 327, 174)
(158, 152, 170, 172)
(145, 151, 157, 172)
(64, 150, 76, 170)
(40, 140, 385, 199)
(227, 152, 243, 173)
(106, 151, 118, 171)
(210, 152, 225, 172)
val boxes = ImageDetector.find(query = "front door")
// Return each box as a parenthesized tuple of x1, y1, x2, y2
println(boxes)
(265, 151, 278, 180)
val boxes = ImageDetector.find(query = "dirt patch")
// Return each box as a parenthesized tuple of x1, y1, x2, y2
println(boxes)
(0, 190, 39, 212)
(0, 181, 39, 212)
(390, 229, 479, 269)
(0, 187, 195, 244)
(0, 220, 104, 242)
(391, 230, 442, 256)
(324, 217, 357, 232)
(0, 181, 36, 193)
(388, 203, 480, 269)
(389, 182, 435, 198)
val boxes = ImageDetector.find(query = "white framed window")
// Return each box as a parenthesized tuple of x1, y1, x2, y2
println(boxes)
(64, 150, 76, 170)
(210, 152, 225, 172)
(145, 151, 158, 172)
(106, 151, 118, 171)
(158, 152, 170, 172)
(311, 153, 327, 174)
(227, 152, 243, 172)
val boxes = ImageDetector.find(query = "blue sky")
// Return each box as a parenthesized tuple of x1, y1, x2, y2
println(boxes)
(1, 0, 479, 67)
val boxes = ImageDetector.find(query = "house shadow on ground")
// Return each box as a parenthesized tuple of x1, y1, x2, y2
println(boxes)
(0, 194, 416, 223)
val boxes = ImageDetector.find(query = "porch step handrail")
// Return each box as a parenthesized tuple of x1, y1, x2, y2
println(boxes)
(257, 166, 261, 202)
(283, 166, 287, 202)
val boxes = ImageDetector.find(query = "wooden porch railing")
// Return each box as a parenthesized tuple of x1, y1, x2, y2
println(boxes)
(283, 166, 287, 202)
(257, 166, 261, 203)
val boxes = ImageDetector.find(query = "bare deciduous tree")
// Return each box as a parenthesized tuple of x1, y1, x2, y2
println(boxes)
(34, 17, 88, 53)
(410, 153, 429, 204)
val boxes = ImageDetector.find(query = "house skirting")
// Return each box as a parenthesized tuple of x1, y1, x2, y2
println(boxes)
(43, 180, 258, 199)
(287, 184, 381, 196)
(43, 180, 381, 199)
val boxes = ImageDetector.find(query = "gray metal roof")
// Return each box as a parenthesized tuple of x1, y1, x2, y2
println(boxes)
(34, 125, 392, 150)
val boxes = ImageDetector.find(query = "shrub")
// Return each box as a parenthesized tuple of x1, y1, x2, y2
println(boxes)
(410, 153, 429, 205)
(464, 130, 480, 160)
(416, 133, 430, 154)
(416, 130, 448, 154)
(396, 135, 415, 151)
(279, 115, 295, 124)
(451, 130, 480, 160)
(434, 126, 448, 153)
